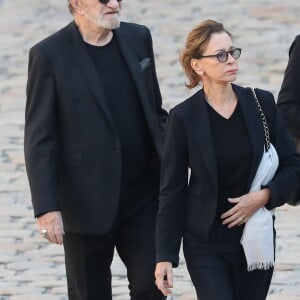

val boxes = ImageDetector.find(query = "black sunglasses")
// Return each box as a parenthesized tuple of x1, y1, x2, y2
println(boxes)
(198, 48, 242, 63)
(99, 0, 122, 4)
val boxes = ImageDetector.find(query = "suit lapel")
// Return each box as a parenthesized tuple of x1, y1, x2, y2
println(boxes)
(114, 27, 161, 149)
(234, 86, 265, 189)
(114, 27, 152, 115)
(64, 22, 117, 134)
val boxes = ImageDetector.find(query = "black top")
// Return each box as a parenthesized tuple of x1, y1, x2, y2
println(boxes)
(85, 37, 154, 191)
(85, 37, 157, 217)
(205, 101, 252, 246)
(207, 102, 252, 217)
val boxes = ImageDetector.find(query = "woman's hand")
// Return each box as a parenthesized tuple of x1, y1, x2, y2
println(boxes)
(221, 188, 271, 228)
(154, 261, 173, 296)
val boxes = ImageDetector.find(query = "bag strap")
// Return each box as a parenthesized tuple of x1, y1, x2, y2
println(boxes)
(249, 87, 271, 151)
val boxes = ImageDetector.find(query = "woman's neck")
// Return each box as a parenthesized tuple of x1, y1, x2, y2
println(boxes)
(204, 84, 237, 116)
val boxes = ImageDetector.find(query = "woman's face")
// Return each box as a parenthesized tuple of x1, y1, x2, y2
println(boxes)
(192, 32, 239, 85)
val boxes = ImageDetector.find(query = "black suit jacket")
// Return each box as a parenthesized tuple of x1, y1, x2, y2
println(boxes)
(156, 84, 300, 266)
(278, 35, 300, 138)
(25, 21, 167, 234)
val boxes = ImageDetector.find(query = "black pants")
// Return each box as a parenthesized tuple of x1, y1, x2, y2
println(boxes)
(183, 222, 274, 300)
(63, 201, 164, 300)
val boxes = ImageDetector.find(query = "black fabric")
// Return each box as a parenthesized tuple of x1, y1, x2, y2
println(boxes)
(277, 35, 300, 205)
(156, 84, 300, 267)
(156, 84, 299, 299)
(85, 38, 154, 190)
(25, 20, 167, 299)
(183, 230, 273, 300)
(25, 21, 167, 234)
(206, 102, 252, 218)
(64, 197, 164, 300)
(278, 35, 300, 138)
(85, 37, 159, 215)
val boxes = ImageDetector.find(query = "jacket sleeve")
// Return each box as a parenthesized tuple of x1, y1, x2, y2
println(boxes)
(156, 109, 188, 267)
(24, 46, 60, 217)
(260, 90, 300, 209)
(277, 35, 300, 138)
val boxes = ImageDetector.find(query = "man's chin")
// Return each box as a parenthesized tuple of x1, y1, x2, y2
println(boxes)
(102, 17, 120, 30)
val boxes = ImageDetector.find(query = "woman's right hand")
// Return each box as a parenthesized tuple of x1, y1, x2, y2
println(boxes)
(154, 261, 173, 296)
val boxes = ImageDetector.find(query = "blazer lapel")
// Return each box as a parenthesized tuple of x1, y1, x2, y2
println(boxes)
(234, 86, 265, 189)
(195, 91, 219, 187)
(195, 86, 265, 191)
(64, 22, 117, 134)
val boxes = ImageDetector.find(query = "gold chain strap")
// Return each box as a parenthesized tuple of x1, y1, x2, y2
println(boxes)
(250, 87, 271, 151)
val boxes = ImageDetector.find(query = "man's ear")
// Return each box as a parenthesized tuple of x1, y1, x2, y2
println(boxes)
(69, 0, 84, 15)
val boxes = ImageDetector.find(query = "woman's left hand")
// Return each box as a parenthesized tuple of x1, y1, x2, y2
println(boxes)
(221, 188, 271, 228)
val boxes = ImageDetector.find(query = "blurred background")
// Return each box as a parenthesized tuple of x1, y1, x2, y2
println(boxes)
(0, 0, 300, 299)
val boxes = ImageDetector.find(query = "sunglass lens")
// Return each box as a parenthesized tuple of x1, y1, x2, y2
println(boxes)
(231, 49, 241, 59)
(217, 51, 228, 62)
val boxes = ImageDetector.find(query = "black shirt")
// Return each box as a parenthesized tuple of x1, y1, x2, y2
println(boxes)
(85, 37, 157, 216)
(207, 102, 252, 217)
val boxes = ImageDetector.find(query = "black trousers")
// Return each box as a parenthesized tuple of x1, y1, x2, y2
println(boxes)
(63, 197, 164, 300)
(183, 221, 274, 300)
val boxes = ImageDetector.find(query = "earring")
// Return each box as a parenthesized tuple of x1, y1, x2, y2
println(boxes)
(199, 70, 204, 76)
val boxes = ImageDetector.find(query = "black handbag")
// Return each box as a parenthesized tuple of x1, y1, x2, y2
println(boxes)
(250, 87, 300, 206)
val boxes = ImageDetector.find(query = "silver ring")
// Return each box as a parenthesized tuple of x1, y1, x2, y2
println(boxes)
(238, 217, 243, 222)
(40, 228, 48, 238)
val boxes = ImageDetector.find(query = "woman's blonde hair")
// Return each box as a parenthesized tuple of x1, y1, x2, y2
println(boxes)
(180, 20, 232, 89)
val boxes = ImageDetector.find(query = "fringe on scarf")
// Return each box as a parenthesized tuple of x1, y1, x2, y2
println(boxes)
(247, 262, 274, 272)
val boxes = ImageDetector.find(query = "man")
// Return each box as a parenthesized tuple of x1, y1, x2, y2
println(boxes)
(277, 35, 300, 145)
(277, 34, 300, 206)
(24, 0, 167, 299)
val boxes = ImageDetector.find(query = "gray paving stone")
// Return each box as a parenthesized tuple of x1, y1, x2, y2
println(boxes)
(0, 287, 45, 295)
(10, 296, 66, 300)
(1, 0, 300, 299)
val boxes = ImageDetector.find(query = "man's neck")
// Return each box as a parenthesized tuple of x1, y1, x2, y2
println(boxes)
(74, 18, 113, 46)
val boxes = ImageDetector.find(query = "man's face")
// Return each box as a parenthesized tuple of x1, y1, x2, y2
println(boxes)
(79, 0, 121, 29)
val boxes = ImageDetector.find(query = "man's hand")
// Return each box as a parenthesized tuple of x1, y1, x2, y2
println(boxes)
(37, 211, 65, 245)
(155, 261, 173, 296)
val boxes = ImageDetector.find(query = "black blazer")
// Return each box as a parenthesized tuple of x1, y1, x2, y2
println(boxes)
(278, 35, 300, 138)
(24, 21, 167, 235)
(156, 84, 300, 266)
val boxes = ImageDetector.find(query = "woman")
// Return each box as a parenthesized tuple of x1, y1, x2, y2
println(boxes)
(155, 20, 300, 300)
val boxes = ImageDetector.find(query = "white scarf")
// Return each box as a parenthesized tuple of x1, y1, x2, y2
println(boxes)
(240, 144, 279, 271)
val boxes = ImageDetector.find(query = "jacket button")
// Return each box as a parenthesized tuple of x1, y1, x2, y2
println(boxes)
(114, 146, 120, 153)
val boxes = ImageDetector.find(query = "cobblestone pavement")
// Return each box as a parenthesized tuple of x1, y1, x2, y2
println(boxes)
(1, 0, 300, 299)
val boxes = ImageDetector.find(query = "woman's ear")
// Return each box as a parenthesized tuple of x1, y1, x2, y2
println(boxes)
(191, 59, 204, 76)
